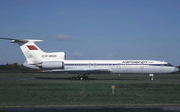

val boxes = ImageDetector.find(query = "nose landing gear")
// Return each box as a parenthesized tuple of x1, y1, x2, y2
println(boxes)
(149, 74, 154, 81)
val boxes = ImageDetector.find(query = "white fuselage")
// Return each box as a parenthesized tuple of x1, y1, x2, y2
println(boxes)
(49, 60, 178, 74)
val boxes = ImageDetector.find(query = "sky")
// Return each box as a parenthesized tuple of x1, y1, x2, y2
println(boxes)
(0, 0, 180, 66)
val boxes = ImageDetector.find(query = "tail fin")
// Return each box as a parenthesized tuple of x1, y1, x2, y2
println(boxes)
(17, 39, 44, 64)
(0, 37, 65, 65)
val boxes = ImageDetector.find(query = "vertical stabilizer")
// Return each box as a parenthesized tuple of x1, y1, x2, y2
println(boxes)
(17, 40, 44, 64)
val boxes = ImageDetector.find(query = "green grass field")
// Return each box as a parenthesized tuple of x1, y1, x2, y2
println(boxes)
(0, 73, 180, 108)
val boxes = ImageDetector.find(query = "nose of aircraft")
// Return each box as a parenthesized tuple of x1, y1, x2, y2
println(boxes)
(174, 67, 179, 72)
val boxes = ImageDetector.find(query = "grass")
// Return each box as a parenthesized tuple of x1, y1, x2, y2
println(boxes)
(0, 73, 180, 108)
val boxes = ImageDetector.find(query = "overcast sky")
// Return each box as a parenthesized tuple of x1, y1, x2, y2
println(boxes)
(0, 0, 180, 66)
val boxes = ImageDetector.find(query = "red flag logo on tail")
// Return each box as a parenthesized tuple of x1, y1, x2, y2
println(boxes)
(27, 45, 38, 50)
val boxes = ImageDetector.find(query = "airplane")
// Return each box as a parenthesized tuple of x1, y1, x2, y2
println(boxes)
(0, 37, 179, 80)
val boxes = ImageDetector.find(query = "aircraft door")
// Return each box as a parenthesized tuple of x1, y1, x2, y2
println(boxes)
(94, 63, 97, 68)
(88, 63, 91, 68)
(117, 63, 121, 69)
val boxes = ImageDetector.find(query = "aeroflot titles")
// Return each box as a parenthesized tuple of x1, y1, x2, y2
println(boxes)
(122, 61, 148, 64)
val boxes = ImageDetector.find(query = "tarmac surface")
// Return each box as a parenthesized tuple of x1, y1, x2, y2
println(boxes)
(0, 107, 180, 112)
(0, 77, 178, 81)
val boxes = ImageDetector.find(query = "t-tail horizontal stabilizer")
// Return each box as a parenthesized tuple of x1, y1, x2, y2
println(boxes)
(0, 37, 43, 43)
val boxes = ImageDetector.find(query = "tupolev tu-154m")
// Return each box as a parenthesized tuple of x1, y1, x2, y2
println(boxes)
(0, 37, 179, 80)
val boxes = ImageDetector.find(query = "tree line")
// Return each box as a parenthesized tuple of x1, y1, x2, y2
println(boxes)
(0, 63, 35, 73)
(0, 63, 180, 73)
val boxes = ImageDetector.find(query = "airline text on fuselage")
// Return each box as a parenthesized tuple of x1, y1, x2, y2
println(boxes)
(42, 55, 57, 57)
(122, 61, 147, 64)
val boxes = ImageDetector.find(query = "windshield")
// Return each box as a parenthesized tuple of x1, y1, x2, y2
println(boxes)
(167, 63, 174, 67)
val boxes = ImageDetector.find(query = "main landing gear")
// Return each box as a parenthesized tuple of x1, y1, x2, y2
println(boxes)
(72, 74, 89, 80)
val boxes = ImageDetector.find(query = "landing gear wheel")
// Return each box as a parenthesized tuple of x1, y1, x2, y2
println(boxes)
(80, 77, 83, 80)
(72, 76, 76, 80)
(72, 74, 89, 80)
(84, 76, 88, 80)
(76, 76, 80, 80)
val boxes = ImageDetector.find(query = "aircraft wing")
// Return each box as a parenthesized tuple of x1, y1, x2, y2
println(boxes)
(41, 69, 112, 74)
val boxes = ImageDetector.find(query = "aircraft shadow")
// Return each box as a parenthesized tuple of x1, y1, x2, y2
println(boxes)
(34, 77, 147, 81)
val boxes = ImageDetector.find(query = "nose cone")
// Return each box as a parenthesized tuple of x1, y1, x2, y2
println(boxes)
(174, 67, 179, 72)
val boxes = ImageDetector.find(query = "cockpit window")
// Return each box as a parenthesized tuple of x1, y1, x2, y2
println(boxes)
(167, 63, 174, 67)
